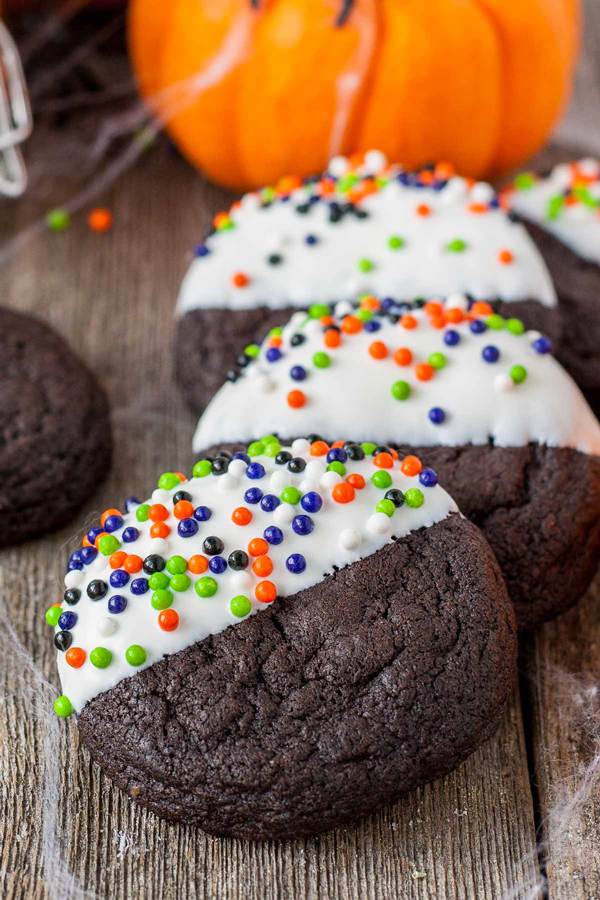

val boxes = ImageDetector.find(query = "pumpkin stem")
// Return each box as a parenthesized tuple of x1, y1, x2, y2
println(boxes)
(336, 0, 356, 27)
(249, 0, 261, 9)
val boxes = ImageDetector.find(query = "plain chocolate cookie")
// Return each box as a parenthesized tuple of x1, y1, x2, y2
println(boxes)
(0, 306, 112, 547)
(200, 440, 600, 632)
(78, 513, 516, 840)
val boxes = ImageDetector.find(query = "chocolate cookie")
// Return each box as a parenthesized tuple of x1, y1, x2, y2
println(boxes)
(0, 306, 112, 547)
(175, 153, 558, 415)
(503, 161, 600, 398)
(193, 300, 600, 630)
(50, 446, 516, 839)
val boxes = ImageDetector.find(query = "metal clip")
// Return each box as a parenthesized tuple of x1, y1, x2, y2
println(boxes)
(0, 20, 32, 197)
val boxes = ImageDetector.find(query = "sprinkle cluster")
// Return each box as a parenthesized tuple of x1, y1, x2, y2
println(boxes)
(505, 159, 600, 222)
(51, 438, 450, 717)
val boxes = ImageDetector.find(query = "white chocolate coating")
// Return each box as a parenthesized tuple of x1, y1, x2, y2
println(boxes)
(506, 160, 600, 264)
(194, 302, 600, 455)
(177, 156, 556, 313)
(56, 448, 456, 713)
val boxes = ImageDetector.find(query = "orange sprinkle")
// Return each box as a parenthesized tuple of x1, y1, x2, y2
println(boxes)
(498, 249, 514, 265)
(361, 177, 377, 196)
(435, 161, 455, 180)
(332, 482, 355, 504)
(101, 508, 121, 527)
(401, 455, 423, 477)
(110, 551, 127, 570)
(317, 179, 335, 196)
(369, 340, 388, 360)
(66, 647, 86, 668)
(374, 452, 394, 469)
(446, 308, 465, 324)
(173, 472, 186, 483)
(400, 314, 417, 330)
(310, 440, 329, 457)
(468, 203, 488, 214)
(287, 390, 306, 409)
(232, 272, 249, 288)
(416, 204, 431, 217)
(124, 554, 143, 574)
(87, 207, 113, 232)
(188, 555, 208, 574)
(394, 347, 413, 366)
(173, 500, 194, 520)
(277, 174, 302, 194)
(150, 522, 170, 539)
(419, 169, 435, 185)
(331, 440, 345, 448)
(248, 538, 269, 557)
(253, 556, 273, 577)
(346, 473, 366, 490)
(82, 536, 92, 548)
(360, 295, 380, 311)
(415, 363, 434, 381)
(341, 315, 362, 334)
(255, 581, 277, 604)
(158, 609, 179, 631)
(232, 507, 253, 526)
(324, 329, 341, 348)
(149, 503, 168, 523)
(390, 447, 399, 460)
(213, 211, 230, 229)
(94, 531, 108, 550)
(424, 301, 443, 317)
(269, 335, 283, 348)
(429, 313, 447, 329)
(471, 301, 493, 317)
(320, 315, 334, 327)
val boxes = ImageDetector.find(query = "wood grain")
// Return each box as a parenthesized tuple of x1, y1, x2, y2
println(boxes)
(0, 142, 541, 899)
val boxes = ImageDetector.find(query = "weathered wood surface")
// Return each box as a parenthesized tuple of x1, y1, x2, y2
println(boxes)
(2, 3, 600, 891)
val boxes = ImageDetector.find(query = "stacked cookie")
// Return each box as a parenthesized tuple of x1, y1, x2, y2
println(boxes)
(50, 152, 600, 840)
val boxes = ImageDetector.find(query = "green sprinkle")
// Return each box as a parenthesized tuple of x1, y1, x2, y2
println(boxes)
(515, 172, 535, 191)
(46, 208, 70, 232)
(428, 352, 447, 370)
(405, 488, 425, 508)
(388, 235, 405, 250)
(264, 442, 282, 458)
(248, 441, 265, 457)
(90, 647, 112, 669)
(126, 645, 147, 667)
(510, 364, 527, 384)
(158, 472, 180, 490)
(281, 486, 302, 505)
(361, 442, 376, 456)
(54, 695, 73, 717)
(313, 352, 331, 368)
(262, 434, 278, 445)
(151, 589, 173, 610)
(376, 499, 396, 517)
(338, 173, 360, 192)
(45, 606, 61, 627)
(192, 459, 212, 478)
(170, 573, 191, 593)
(573, 186, 600, 209)
(148, 572, 169, 591)
(506, 318, 525, 335)
(547, 195, 565, 220)
(371, 470, 393, 490)
(446, 238, 467, 253)
(98, 534, 120, 556)
(262, 186, 275, 201)
(356, 308, 373, 322)
(309, 303, 330, 319)
(358, 258, 374, 272)
(231, 595, 252, 618)
(486, 314, 505, 331)
(244, 343, 260, 359)
(327, 461, 346, 476)
(166, 555, 187, 575)
(195, 577, 218, 598)
(375, 176, 389, 188)
(136, 504, 150, 522)
(268, 326, 283, 337)
(391, 380, 411, 401)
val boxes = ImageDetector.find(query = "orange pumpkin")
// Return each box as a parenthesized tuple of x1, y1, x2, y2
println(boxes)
(129, 0, 580, 191)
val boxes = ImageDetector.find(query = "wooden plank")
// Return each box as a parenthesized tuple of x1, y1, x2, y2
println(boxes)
(0, 135, 539, 898)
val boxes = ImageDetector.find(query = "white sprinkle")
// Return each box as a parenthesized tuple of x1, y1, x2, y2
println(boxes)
(439, 176, 468, 205)
(64, 569, 84, 588)
(339, 529, 361, 550)
(230, 571, 252, 590)
(335, 300, 354, 318)
(445, 293, 468, 311)
(299, 478, 319, 494)
(240, 192, 260, 211)
(292, 438, 311, 455)
(228, 458, 247, 478)
(328, 155, 349, 178)
(152, 488, 170, 505)
(494, 373, 514, 393)
(97, 617, 117, 637)
(364, 149, 387, 173)
(320, 471, 342, 490)
(256, 376, 275, 394)
(305, 460, 326, 480)
(367, 512, 391, 535)
(150, 537, 168, 554)
(91, 555, 108, 574)
(526, 330, 542, 342)
(217, 473, 238, 492)
(274, 504, 295, 526)
(470, 181, 495, 204)
(270, 470, 291, 491)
